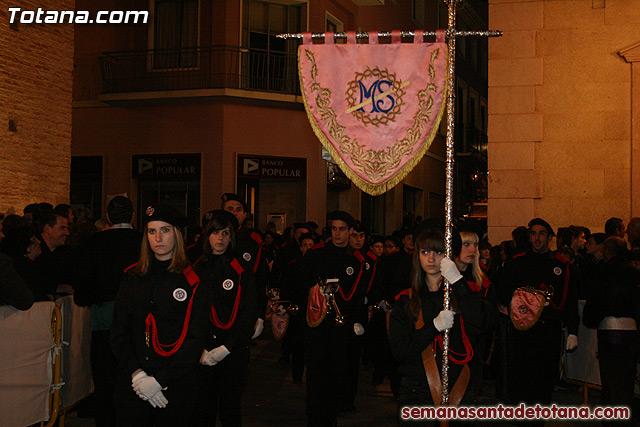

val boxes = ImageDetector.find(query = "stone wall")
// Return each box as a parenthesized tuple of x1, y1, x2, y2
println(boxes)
(0, 1, 74, 215)
(488, 0, 640, 243)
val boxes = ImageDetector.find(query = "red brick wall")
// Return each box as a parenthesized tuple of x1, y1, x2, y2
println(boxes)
(0, 0, 74, 214)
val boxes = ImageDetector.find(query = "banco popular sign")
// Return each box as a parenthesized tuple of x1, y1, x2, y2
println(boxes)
(237, 155, 306, 181)
(133, 154, 201, 178)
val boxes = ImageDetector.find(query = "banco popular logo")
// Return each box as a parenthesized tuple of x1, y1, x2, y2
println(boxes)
(345, 67, 408, 127)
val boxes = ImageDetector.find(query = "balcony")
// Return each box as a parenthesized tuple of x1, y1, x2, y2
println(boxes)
(98, 45, 301, 99)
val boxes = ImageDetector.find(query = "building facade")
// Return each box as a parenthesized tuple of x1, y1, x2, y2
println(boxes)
(1, 0, 74, 213)
(72, 0, 488, 234)
(488, 0, 640, 243)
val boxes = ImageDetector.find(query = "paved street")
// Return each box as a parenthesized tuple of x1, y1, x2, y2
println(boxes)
(64, 326, 619, 427)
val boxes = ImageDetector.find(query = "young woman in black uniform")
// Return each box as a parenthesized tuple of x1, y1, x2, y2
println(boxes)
(389, 228, 483, 426)
(110, 204, 210, 427)
(192, 210, 257, 427)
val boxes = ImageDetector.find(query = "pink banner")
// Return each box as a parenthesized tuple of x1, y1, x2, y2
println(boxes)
(298, 30, 447, 195)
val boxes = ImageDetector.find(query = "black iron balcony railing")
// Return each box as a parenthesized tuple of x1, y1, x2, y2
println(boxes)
(99, 45, 301, 96)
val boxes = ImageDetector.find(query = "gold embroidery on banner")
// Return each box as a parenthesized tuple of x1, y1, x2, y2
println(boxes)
(345, 67, 406, 127)
(303, 47, 443, 186)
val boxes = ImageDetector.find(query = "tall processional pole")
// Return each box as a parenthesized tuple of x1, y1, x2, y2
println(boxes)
(279, 0, 501, 405)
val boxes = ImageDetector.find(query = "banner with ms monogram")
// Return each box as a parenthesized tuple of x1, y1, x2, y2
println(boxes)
(298, 30, 447, 195)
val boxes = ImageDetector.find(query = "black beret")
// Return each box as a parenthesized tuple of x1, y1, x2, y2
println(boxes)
(143, 203, 188, 229)
(203, 209, 239, 232)
(293, 222, 310, 231)
(328, 211, 356, 229)
(528, 218, 555, 237)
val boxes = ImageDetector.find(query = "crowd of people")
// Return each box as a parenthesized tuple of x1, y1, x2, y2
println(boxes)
(1, 196, 639, 427)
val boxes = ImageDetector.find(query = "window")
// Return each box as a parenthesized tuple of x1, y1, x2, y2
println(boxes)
(151, 0, 199, 69)
(242, 0, 304, 92)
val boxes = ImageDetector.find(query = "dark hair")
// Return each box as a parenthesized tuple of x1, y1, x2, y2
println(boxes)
(199, 213, 237, 264)
(0, 222, 38, 257)
(328, 211, 356, 229)
(38, 211, 65, 234)
(407, 228, 446, 319)
(511, 226, 529, 252)
(384, 235, 401, 247)
(2, 214, 25, 233)
(604, 217, 624, 236)
(297, 232, 315, 246)
(370, 235, 384, 246)
(479, 240, 492, 251)
(54, 204, 71, 217)
(559, 225, 582, 249)
(352, 220, 369, 235)
(603, 236, 628, 259)
(590, 232, 608, 245)
(107, 196, 134, 225)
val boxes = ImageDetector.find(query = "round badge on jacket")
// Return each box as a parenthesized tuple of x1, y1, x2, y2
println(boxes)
(243, 252, 252, 262)
(366, 262, 370, 270)
(173, 288, 187, 302)
(553, 267, 562, 276)
(346, 266, 354, 276)
(223, 279, 234, 290)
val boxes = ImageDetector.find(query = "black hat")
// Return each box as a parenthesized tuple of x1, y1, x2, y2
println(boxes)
(293, 222, 310, 231)
(528, 218, 555, 237)
(221, 193, 247, 210)
(143, 203, 188, 229)
(328, 211, 356, 229)
(203, 209, 239, 232)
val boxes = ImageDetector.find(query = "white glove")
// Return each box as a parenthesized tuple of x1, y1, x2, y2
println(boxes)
(433, 310, 454, 332)
(132, 371, 167, 407)
(566, 334, 578, 351)
(353, 323, 365, 336)
(251, 318, 264, 339)
(148, 391, 168, 409)
(380, 300, 392, 313)
(201, 345, 231, 366)
(440, 257, 463, 284)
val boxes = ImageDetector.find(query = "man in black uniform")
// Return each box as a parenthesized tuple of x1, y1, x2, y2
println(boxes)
(499, 218, 578, 420)
(302, 211, 367, 427)
(222, 193, 268, 339)
(75, 196, 141, 427)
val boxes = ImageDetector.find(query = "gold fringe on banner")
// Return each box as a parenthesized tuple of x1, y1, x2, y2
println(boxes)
(298, 47, 448, 196)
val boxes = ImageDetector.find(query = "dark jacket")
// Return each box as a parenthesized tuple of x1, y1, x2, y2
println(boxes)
(196, 254, 257, 353)
(110, 259, 210, 387)
(74, 227, 141, 306)
(0, 253, 34, 310)
(235, 227, 268, 320)
(301, 241, 368, 326)
(498, 250, 579, 335)
(583, 255, 640, 329)
(389, 277, 483, 402)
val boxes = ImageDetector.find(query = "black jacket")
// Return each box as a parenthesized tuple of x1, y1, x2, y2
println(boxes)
(301, 241, 368, 326)
(236, 227, 268, 320)
(583, 255, 640, 329)
(196, 254, 257, 353)
(498, 250, 579, 335)
(74, 227, 141, 306)
(110, 259, 210, 387)
(389, 278, 484, 401)
(0, 253, 34, 310)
